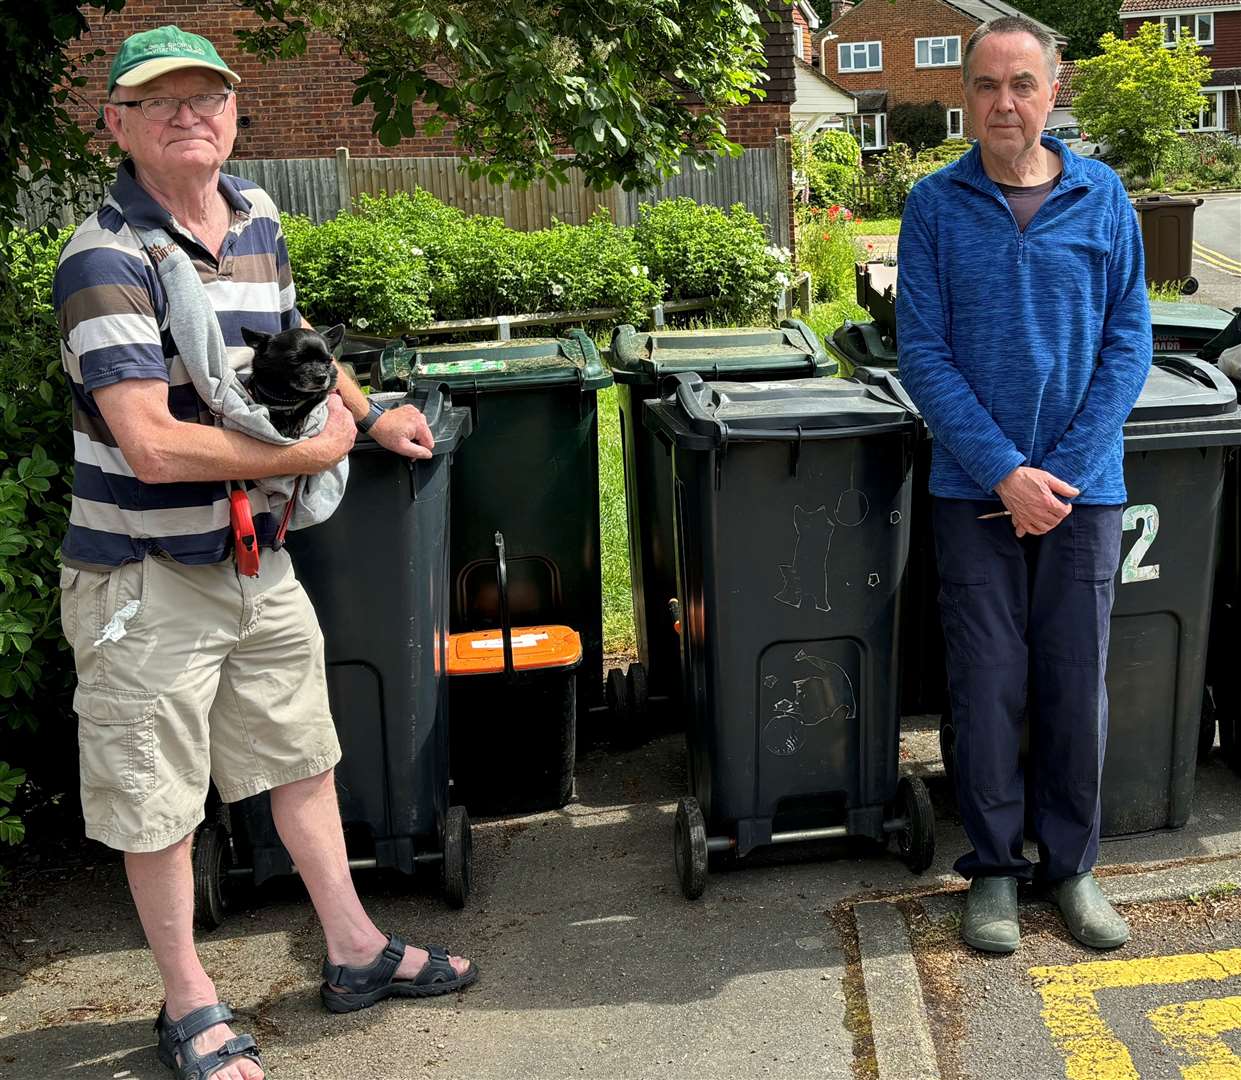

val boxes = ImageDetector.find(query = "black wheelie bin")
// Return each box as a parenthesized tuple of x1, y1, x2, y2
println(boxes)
(607, 321, 834, 743)
(645, 374, 933, 900)
(926, 356, 1241, 835)
(191, 385, 474, 928)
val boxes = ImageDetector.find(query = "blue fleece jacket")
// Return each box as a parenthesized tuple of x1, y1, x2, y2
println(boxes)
(896, 137, 1152, 505)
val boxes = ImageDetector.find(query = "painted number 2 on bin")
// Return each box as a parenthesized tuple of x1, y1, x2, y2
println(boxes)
(1121, 503, 1160, 584)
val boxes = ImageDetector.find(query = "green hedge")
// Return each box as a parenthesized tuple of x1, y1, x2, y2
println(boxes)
(287, 189, 785, 335)
(0, 227, 77, 846)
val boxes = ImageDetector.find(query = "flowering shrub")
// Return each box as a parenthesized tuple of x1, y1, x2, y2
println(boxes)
(281, 211, 434, 335)
(795, 205, 864, 303)
(634, 197, 786, 324)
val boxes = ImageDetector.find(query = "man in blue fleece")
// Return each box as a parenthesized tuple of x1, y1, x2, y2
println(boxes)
(896, 14, 1152, 954)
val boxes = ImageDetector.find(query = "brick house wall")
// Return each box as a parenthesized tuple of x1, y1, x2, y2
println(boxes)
(1122, 8, 1241, 68)
(1121, 6, 1241, 132)
(70, 1, 796, 157)
(820, 0, 982, 140)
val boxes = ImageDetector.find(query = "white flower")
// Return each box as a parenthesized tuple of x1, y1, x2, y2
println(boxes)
(781, 246, 792, 260)
(630, 264, 642, 276)
(356, 317, 370, 329)
(551, 283, 564, 297)
(775, 272, 790, 288)
(765, 244, 790, 263)
(642, 265, 649, 276)
(411, 246, 424, 257)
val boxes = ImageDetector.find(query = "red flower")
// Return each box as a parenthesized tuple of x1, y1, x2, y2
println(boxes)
(866, 242, 874, 251)
(823, 232, 831, 240)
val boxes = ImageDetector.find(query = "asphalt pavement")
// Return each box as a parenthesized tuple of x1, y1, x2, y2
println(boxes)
(1188, 194, 1240, 312)
(3, 717, 1241, 1080)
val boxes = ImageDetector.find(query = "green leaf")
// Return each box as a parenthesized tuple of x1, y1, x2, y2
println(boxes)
(0, 811, 25, 846)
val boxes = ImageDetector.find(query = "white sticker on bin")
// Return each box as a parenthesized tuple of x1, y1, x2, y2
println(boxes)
(470, 633, 549, 650)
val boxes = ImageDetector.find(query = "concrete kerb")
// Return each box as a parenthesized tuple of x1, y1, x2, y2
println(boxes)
(851, 853, 1241, 1080)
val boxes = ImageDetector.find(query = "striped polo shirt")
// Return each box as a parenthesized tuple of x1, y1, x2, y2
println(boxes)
(54, 161, 301, 570)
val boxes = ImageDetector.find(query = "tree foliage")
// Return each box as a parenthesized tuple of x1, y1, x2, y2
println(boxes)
(235, 0, 771, 191)
(0, 0, 122, 235)
(1072, 23, 1212, 175)
(1008, 0, 1119, 61)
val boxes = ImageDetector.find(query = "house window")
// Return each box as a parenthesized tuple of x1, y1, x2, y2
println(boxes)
(916, 36, 961, 68)
(847, 112, 888, 150)
(1186, 89, 1223, 131)
(838, 41, 882, 72)
(1162, 13, 1213, 46)
(946, 107, 963, 138)
(796, 25, 807, 60)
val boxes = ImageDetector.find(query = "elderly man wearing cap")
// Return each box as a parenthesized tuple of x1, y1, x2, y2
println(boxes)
(54, 26, 475, 1080)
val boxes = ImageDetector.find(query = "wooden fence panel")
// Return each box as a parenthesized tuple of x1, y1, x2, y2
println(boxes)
(226, 157, 340, 223)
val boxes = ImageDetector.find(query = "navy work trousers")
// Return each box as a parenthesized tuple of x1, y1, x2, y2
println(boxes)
(932, 497, 1123, 883)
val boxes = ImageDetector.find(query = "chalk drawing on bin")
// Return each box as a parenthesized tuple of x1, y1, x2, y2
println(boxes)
(774, 489, 869, 611)
(762, 652, 857, 757)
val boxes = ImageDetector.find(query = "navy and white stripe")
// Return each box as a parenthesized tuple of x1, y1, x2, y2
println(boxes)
(55, 161, 301, 569)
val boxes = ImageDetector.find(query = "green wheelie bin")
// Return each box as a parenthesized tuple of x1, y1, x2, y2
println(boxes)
(607, 320, 834, 743)
(403, 332, 611, 812)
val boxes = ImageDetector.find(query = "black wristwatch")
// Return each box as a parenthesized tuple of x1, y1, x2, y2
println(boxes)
(356, 398, 384, 434)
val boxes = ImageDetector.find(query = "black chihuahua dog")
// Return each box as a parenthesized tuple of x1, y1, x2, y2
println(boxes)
(240, 323, 345, 437)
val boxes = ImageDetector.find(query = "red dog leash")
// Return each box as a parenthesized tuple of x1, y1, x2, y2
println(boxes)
(229, 479, 300, 577)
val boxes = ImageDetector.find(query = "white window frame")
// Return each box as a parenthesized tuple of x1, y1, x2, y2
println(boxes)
(946, 107, 963, 138)
(838, 40, 883, 73)
(848, 112, 888, 151)
(915, 36, 961, 69)
(1183, 89, 1224, 131)
(1162, 12, 1213, 46)
(796, 23, 807, 60)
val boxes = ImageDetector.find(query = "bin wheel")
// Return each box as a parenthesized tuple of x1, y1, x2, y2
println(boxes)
(606, 667, 629, 722)
(673, 796, 709, 900)
(627, 663, 649, 719)
(896, 776, 935, 874)
(1181, 277, 1199, 296)
(443, 805, 472, 909)
(1200, 685, 1219, 763)
(192, 822, 232, 931)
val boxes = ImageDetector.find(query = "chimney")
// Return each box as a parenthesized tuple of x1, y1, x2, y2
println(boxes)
(830, 1, 854, 20)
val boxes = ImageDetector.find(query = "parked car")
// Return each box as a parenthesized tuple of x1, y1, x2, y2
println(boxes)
(1044, 124, 1107, 158)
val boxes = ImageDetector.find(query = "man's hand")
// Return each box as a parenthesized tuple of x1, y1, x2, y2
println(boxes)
(369, 404, 435, 461)
(994, 466, 1079, 538)
(304, 393, 357, 470)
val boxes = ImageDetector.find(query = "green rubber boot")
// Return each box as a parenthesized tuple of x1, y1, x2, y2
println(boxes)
(961, 875, 1020, 954)
(1053, 872, 1130, 950)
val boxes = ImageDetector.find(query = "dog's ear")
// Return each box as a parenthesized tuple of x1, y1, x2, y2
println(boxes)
(322, 324, 346, 353)
(241, 326, 272, 352)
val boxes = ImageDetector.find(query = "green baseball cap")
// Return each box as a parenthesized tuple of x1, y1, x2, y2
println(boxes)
(108, 25, 241, 95)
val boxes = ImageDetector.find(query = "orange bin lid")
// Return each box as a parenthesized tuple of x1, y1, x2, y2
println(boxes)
(447, 625, 583, 676)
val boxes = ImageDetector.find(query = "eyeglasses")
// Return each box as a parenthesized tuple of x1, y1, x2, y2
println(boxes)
(112, 91, 233, 123)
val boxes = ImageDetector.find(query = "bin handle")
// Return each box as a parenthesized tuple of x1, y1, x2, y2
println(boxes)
(494, 531, 516, 680)
(408, 380, 447, 430)
(717, 418, 915, 444)
(1154, 353, 1235, 398)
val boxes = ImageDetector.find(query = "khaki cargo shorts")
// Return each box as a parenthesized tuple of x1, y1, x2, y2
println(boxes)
(60, 548, 341, 853)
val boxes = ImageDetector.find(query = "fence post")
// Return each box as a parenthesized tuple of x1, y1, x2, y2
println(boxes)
(797, 271, 813, 315)
(335, 147, 352, 215)
(649, 303, 665, 330)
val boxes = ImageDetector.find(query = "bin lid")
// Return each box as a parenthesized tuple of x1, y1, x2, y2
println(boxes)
(353, 382, 472, 456)
(609, 320, 834, 383)
(1150, 301, 1235, 338)
(1124, 355, 1241, 450)
(644, 372, 916, 450)
(409, 330, 611, 393)
(447, 624, 583, 675)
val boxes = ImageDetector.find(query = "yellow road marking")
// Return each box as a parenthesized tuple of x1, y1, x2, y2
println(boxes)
(1029, 947, 1241, 1080)
(1148, 995, 1241, 1080)
(1193, 242, 1241, 276)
